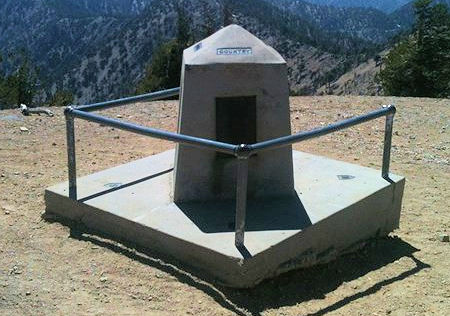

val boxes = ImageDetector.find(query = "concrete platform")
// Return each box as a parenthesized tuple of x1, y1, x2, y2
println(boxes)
(45, 149, 405, 288)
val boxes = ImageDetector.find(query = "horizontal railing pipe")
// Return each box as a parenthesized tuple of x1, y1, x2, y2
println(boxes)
(251, 105, 396, 153)
(75, 87, 180, 112)
(66, 107, 237, 155)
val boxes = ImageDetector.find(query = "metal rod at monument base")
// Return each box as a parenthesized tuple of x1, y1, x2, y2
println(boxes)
(234, 158, 249, 247)
(65, 112, 77, 200)
(382, 111, 395, 180)
(235, 156, 249, 247)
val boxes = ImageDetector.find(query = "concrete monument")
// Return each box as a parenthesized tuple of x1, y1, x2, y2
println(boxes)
(174, 25, 294, 202)
(45, 25, 405, 288)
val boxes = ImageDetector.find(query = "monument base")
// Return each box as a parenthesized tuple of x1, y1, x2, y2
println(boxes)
(45, 149, 404, 288)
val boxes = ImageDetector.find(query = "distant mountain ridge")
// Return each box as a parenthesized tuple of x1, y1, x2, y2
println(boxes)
(60, 0, 370, 101)
(265, 0, 404, 43)
(44, 0, 154, 16)
(1, 0, 443, 103)
(301, 0, 410, 13)
(1, 0, 378, 102)
(389, 0, 450, 29)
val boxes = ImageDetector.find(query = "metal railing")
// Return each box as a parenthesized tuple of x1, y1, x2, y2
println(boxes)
(64, 87, 396, 248)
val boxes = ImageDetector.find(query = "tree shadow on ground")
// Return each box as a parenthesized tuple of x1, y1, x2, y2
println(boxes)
(46, 215, 429, 316)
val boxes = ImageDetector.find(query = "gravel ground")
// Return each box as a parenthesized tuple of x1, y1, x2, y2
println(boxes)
(0, 96, 449, 315)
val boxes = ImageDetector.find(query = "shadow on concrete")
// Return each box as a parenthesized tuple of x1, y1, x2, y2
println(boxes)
(236, 244, 252, 259)
(383, 175, 395, 184)
(78, 168, 173, 202)
(176, 193, 312, 233)
(44, 213, 428, 316)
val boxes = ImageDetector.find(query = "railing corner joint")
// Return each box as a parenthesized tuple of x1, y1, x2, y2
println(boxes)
(234, 144, 253, 159)
(64, 106, 75, 117)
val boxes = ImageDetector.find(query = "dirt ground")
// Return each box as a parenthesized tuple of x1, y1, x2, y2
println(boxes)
(0, 95, 449, 315)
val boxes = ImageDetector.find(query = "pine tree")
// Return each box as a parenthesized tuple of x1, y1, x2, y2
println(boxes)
(176, 3, 191, 48)
(0, 51, 39, 108)
(136, 40, 183, 93)
(0, 54, 3, 93)
(48, 90, 74, 107)
(222, 0, 233, 27)
(15, 55, 38, 105)
(136, 2, 192, 94)
(199, 0, 216, 38)
(379, 0, 450, 97)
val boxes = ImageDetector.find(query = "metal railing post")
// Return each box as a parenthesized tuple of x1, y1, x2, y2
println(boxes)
(234, 145, 252, 247)
(382, 105, 395, 180)
(65, 108, 77, 200)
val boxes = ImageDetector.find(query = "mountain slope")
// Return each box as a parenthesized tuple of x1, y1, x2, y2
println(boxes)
(0, 0, 137, 87)
(61, 0, 360, 101)
(317, 52, 386, 96)
(266, 0, 405, 43)
(0, 0, 388, 103)
(62, 0, 180, 101)
(58, 0, 154, 16)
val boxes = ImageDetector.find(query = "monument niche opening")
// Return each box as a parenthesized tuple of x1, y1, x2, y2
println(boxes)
(214, 96, 256, 194)
(216, 96, 256, 152)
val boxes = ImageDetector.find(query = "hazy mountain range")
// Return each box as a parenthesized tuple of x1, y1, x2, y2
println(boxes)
(302, 0, 411, 13)
(0, 0, 448, 103)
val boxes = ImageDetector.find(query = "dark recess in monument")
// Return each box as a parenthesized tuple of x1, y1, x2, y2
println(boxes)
(216, 96, 257, 146)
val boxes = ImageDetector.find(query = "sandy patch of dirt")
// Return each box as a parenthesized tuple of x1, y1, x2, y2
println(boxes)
(0, 96, 449, 315)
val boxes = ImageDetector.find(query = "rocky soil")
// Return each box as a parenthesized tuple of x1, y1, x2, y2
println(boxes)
(0, 96, 449, 315)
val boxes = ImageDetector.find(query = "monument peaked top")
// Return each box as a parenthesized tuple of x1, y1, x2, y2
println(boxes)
(183, 24, 286, 65)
